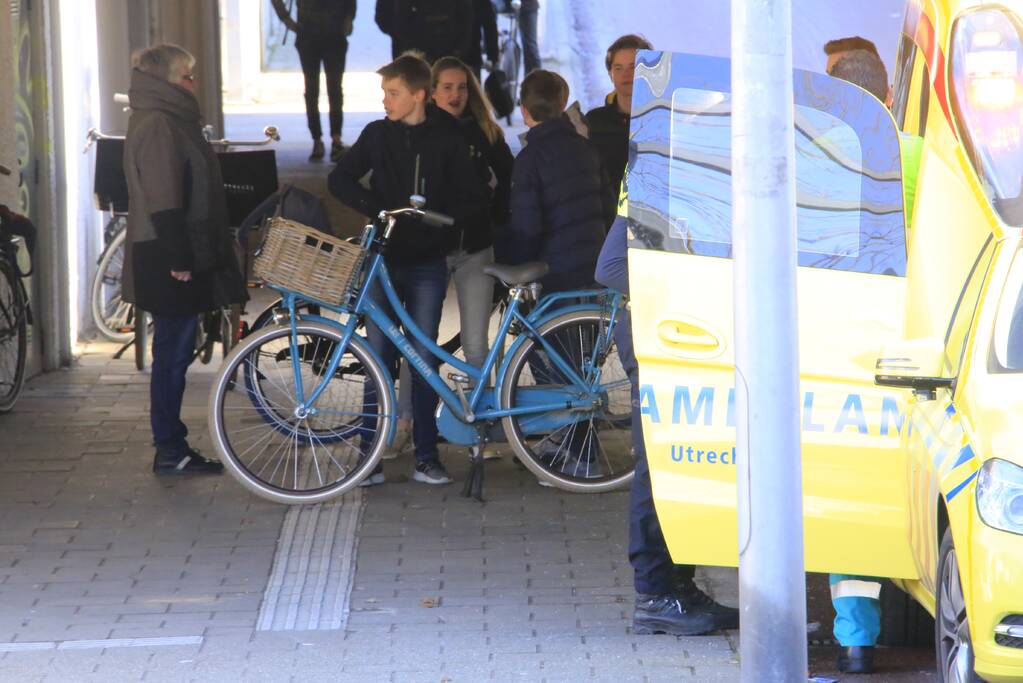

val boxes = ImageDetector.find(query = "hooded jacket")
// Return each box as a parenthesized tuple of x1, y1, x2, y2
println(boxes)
(327, 105, 487, 264)
(123, 68, 247, 317)
(506, 117, 615, 292)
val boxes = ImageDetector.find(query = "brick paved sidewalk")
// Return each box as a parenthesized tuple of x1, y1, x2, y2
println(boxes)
(0, 341, 938, 682)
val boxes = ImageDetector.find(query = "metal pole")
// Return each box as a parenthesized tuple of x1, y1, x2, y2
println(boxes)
(731, 0, 807, 680)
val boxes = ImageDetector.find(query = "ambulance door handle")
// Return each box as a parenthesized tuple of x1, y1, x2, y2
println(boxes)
(657, 320, 722, 352)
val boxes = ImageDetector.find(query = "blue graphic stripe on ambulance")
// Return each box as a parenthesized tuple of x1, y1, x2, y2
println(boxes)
(946, 470, 979, 502)
(950, 444, 976, 471)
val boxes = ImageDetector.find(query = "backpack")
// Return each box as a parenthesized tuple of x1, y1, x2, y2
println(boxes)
(485, 69, 515, 119)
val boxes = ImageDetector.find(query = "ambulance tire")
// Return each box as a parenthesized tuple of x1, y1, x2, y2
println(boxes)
(877, 580, 934, 648)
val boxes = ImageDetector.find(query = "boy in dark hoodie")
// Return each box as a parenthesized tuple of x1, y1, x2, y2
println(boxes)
(328, 52, 486, 486)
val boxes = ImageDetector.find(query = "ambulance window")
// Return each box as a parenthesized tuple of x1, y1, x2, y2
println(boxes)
(664, 86, 906, 275)
(950, 9, 1023, 226)
(892, 35, 932, 137)
(945, 237, 995, 375)
(892, 34, 916, 129)
(992, 245, 1023, 372)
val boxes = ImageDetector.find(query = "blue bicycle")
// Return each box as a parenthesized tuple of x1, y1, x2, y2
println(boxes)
(208, 201, 632, 504)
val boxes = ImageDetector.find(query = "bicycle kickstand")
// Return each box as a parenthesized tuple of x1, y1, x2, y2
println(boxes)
(461, 435, 488, 503)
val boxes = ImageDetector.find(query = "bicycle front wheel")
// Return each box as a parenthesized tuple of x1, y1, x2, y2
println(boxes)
(209, 321, 392, 504)
(90, 223, 133, 343)
(0, 260, 27, 413)
(500, 308, 633, 493)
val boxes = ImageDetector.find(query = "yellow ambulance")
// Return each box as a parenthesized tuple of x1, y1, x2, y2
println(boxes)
(627, 2, 1023, 680)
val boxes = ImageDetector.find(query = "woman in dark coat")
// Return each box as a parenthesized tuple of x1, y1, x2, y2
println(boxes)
(123, 43, 247, 475)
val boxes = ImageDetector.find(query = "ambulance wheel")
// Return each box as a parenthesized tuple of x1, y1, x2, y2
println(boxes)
(935, 527, 980, 683)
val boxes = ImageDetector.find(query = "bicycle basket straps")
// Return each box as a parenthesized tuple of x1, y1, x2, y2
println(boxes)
(253, 217, 364, 305)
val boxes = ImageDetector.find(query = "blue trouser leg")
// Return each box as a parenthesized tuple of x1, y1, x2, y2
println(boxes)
(150, 314, 198, 452)
(830, 574, 882, 647)
(364, 258, 448, 463)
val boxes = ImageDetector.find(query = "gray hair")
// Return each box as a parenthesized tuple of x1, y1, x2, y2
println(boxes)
(133, 43, 195, 83)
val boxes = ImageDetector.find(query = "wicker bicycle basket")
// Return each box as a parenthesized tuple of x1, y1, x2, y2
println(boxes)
(253, 217, 365, 305)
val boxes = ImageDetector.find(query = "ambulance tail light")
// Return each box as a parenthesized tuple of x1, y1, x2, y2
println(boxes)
(950, 8, 1023, 225)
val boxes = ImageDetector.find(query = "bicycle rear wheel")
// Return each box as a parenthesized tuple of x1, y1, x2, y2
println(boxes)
(209, 321, 392, 504)
(90, 223, 133, 343)
(0, 260, 27, 413)
(499, 307, 633, 492)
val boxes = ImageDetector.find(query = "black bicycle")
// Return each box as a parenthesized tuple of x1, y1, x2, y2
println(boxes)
(0, 164, 34, 412)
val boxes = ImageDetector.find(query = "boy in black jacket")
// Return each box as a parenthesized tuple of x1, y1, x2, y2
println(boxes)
(328, 53, 486, 486)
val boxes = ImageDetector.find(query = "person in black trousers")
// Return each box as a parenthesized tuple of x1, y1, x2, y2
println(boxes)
(271, 0, 357, 162)
(467, 0, 499, 80)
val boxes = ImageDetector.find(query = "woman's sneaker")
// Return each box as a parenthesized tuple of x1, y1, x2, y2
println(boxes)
(413, 460, 452, 485)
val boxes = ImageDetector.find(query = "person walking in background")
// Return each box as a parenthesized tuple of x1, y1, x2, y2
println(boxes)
(123, 44, 248, 475)
(431, 57, 513, 371)
(517, 0, 540, 73)
(271, 0, 357, 162)
(374, 0, 474, 63)
(467, 0, 499, 80)
(586, 34, 652, 198)
(328, 53, 487, 487)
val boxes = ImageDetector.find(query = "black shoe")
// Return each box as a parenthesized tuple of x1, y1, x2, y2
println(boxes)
(309, 138, 325, 161)
(837, 645, 874, 674)
(329, 141, 346, 162)
(674, 577, 740, 630)
(153, 447, 224, 475)
(633, 593, 719, 636)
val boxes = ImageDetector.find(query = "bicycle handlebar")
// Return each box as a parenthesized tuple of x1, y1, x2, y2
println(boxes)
(377, 206, 455, 229)
(205, 125, 281, 148)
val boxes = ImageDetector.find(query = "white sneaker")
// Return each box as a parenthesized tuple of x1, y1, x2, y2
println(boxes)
(358, 466, 385, 487)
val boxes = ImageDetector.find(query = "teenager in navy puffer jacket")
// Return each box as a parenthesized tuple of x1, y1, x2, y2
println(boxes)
(505, 70, 615, 293)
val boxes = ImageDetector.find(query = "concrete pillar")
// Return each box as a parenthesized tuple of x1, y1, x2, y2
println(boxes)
(149, 0, 225, 135)
(95, 0, 133, 133)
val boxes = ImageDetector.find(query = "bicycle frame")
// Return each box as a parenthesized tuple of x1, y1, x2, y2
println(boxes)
(270, 222, 624, 431)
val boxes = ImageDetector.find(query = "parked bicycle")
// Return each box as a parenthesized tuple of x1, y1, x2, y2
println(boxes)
(208, 199, 632, 504)
(0, 164, 34, 413)
(85, 121, 280, 369)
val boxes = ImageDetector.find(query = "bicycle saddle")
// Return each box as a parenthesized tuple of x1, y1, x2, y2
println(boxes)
(484, 261, 549, 285)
